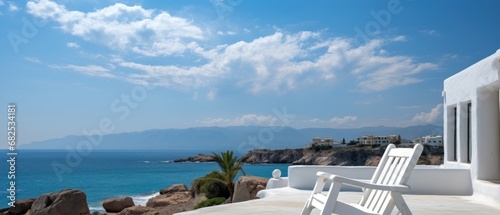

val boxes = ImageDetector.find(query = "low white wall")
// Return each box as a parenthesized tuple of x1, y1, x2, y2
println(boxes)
(286, 165, 472, 195)
(288, 166, 375, 191)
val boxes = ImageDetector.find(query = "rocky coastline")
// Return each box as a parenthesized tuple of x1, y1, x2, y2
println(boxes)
(182, 145, 444, 166)
(173, 154, 215, 163)
(1, 176, 268, 215)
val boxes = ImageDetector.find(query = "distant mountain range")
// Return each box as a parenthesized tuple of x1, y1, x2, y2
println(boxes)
(22, 124, 443, 154)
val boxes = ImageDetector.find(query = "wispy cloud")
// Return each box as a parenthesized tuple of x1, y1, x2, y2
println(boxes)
(27, 1, 437, 95)
(8, 2, 18, 12)
(420, 29, 441, 37)
(307, 115, 358, 127)
(115, 32, 436, 94)
(66, 42, 79, 48)
(412, 104, 443, 124)
(216, 31, 237, 36)
(51, 64, 115, 78)
(25, 57, 42, 63)
(392, 35, 407, 42)
(347, 40, 438, 92)
(207, 89, 217, 100)
(27, 0, 204, 56)
(199, 114, 277, 126)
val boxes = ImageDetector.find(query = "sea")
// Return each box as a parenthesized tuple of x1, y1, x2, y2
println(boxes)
(0, 150, 289, 212)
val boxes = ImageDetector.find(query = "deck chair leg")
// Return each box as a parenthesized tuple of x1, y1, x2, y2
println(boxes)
(301, 199, 314, 215)
(301, 175, 330, 215)
(391, 192, 412, 215)
(319, 181, 342, 215)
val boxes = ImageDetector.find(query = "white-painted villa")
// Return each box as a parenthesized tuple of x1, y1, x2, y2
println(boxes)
(357, 135, 399, 146)
(413, 135, 443, 146)
(443, 49, 500, 202)
(176, 50, 500, 214)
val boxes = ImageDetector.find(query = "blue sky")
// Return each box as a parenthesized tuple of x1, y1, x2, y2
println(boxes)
(1, 0, 499, 147)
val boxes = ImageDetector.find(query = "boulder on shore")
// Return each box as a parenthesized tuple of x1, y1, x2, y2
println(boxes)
(160, 184, 188, 195)
(118, 205, 159, 215)
(103, 196, 135, 213)
(27, 189, 90, 215)
(146, 184, 206, 214)
(232, 176, 268, 203)
(0, 198, 36, 215)
(147, 191, 192, 208)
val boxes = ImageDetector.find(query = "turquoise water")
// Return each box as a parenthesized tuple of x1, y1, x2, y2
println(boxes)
(0, 150, 289, 211)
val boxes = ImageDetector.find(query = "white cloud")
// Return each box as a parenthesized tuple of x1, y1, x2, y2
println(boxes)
(343, 39, 438, 92)
(25, 57, 42, 63)
(27, 1, 436, 94)
(392, 35, 407, 42)
(207, 89, 217, 100)
(113, 57, 221, 90)
(8, 2, 18, 12)
(66, 42, 79, 48)
(112, 31, 436, 94)
(27, 0, 204, 56)
(420, 29, 441, 37)
(307, 115, 358, 127)
(216, 31, 236, 36)
(51, 64, 114, 78)
(0, 1, 4, 6)
(199, 114, 277, 126)
(329, 116, 358, 125)
(412, 104, 443, 123)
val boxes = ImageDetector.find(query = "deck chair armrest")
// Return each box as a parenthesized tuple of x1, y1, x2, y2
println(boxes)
(316, 171, 411, 192)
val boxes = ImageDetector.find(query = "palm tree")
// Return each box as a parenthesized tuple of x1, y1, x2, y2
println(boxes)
(212, 150, 246, 199)
(192, 150, 246, 202)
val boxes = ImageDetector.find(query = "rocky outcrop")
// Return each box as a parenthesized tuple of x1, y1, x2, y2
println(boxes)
(103, 196, 135, 213)
(27, 189, 90, 215)
(118, 206, 159, 215)
(173, 154, 215, 162)
(145, 184, 205, 215)
(160, 184, 188, 195)
(0, 198, 36, 215)
(241, 145, 444, 166)
(232, 176, 268, 203)
(147, 192, 192, 208)
(243, 146, 382, 166)
(242, 149, 304, 163)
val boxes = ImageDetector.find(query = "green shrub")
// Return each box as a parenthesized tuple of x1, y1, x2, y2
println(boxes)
(191, 171, 231, 199)
(194, 197, 226, 209)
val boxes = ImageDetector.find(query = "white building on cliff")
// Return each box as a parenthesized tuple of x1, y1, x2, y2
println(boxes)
(413, 135, 443, 146)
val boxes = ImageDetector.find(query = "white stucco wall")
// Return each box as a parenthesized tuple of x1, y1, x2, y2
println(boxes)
(443, 49, 500, 203)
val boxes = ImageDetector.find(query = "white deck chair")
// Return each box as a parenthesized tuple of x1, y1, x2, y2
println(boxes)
(301, 144, 423, 215)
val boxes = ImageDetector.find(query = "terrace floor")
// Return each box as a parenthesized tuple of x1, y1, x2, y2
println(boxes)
(175, 187, 500, 215)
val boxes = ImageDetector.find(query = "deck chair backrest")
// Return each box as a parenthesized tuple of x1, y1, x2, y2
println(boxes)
(359, 144, 423, 214)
